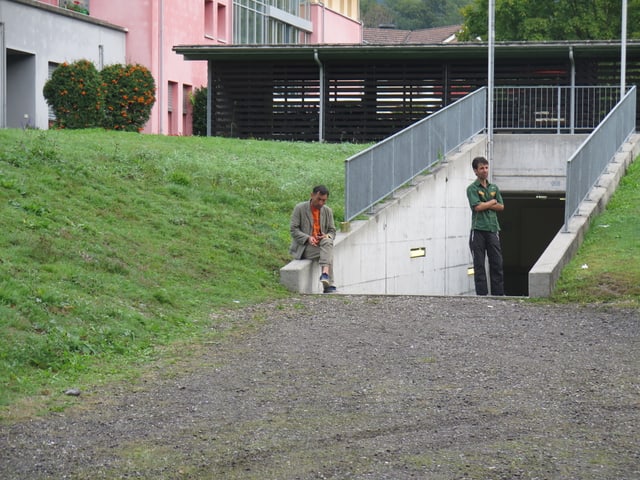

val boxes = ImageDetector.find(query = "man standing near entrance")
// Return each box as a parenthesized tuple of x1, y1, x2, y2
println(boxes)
(466, 156, 505, 296)
(289, 185, 337, 293)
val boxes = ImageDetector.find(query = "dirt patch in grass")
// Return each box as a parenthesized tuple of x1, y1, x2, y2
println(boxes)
(1, 295, 639, 479)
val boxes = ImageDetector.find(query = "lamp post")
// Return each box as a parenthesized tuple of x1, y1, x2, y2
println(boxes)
(621, 0, 627, 96)
(487, 0, 495, 165)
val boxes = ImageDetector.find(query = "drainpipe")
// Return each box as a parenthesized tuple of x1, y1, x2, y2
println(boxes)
(207, 61, 212, 137)
(158, 0, 164, 134)
(318, 2, 327, 43)
(314, 48, 325, 142)
(319, 2, 326, 43)
(569, 47, 575, 134)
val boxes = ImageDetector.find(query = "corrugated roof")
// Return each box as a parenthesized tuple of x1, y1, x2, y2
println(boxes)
(363, 25, 462, 45)
(363, 27, 411, 45)
(406, 25, 461, 44)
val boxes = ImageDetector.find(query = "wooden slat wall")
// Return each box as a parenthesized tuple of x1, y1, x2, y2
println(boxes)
(212, 63, 319, 140)
(324, 62, 446, 142)
(209, 53, 640, 143)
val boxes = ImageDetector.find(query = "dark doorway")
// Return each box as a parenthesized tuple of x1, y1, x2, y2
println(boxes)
(499, 193, 565, 296)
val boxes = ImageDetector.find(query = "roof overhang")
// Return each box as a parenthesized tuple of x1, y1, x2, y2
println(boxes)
(174, 41, 640, 63)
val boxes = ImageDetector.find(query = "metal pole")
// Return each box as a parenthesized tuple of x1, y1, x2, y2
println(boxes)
(556, 86, 561, 134)
(569, 47, 575, 134)
(207, 61, 212, 137)
(487, 0, 495, 164)
(0, 24, 6, 129)
(313, 49, 325, 142)
(621, 0, 628, 95)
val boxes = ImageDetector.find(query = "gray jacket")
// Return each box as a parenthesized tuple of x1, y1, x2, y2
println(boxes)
(289, 200, 336, 259)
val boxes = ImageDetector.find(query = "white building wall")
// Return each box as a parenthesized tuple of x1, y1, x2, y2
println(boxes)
(331, 134, 591, 296)
(0, 0, 126, 129)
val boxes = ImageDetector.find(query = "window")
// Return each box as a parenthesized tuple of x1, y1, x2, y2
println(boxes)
(204, 0, 214, 38)
(183, 85, 193, 136)
(217, 3, 228, 42)
(168, 82, 174, 113)
(234, 0, 311, 45)
(48, 62, 59, 123)
(168, 81, 178, 135)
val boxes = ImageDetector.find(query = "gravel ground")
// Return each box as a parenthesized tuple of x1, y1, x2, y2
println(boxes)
(1, 295, 639, 480)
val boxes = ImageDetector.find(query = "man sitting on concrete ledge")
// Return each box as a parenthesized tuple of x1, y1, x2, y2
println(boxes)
(289, 185, 337, 293)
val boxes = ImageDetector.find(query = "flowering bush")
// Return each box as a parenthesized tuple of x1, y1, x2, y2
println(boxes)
(43, 60, 103, 129)
(63, 0, 89, 15)
(101, 64, 156, 132)
(43, 61, 156, 132)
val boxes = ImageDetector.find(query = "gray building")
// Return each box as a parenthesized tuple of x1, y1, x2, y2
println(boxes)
(0, 0, 126, 130)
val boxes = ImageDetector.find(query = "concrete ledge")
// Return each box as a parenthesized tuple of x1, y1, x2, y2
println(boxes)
(529, 134, 640, 297)
(280, 230, 350, 294)
(280, 259, 322, 294)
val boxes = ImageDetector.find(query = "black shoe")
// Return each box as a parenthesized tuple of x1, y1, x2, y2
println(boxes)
(323, 285, 337, 294)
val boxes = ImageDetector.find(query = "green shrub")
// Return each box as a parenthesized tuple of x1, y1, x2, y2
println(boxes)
(43, 60, 103, 129)
(101, 64, 156, 132)
(43, 61, 156, 132)
(191, 86, 207, 136)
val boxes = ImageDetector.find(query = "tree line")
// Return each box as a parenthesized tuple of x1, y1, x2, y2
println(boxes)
(362, 0, 640, 41)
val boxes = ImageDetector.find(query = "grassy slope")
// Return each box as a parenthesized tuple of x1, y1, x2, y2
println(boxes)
(551, 156, 640, 304)
(0, 128, 638, 415)
(0, 128, 363, 412)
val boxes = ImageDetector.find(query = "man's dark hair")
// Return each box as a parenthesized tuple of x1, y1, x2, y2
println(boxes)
(472, 156, 489, 170)
(312, 185, 329, 196)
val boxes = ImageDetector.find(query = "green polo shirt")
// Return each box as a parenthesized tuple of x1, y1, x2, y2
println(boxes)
(466, 179, 503, 232)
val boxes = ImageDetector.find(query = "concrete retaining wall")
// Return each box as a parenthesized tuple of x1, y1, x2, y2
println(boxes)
(281, 132, 639, 297)
(493, 134, 588, 193)
(529, 134, 640, 297)
(281, 135, 486, 295)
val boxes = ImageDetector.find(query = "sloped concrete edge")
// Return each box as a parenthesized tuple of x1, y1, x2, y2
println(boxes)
(528, 133, 640, 297)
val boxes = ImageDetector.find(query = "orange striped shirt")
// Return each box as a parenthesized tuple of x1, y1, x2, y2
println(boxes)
(312, 205, 321, 238)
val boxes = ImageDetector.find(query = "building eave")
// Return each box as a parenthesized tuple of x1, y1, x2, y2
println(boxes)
(174, 41, 640, 63)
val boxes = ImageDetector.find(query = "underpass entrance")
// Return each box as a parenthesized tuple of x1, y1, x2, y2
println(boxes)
(500, 193, 565, 296)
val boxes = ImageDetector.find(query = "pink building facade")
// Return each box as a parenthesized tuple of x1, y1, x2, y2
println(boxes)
(26, 0, 362, 135)
(309, 3, 362, 44)
(89, 0, 215, 135)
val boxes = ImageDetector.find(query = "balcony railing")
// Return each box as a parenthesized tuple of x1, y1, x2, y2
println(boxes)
(494, 86, 623, 133)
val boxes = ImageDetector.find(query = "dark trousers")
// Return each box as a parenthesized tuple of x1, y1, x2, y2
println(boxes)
(469, 229, 504, 296)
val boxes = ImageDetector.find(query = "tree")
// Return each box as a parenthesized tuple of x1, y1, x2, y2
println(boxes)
(361, 0, 467, 29)
(361, 0, 395, 28)
(386, 0, 441, 30)
(458, 0, 639, 42)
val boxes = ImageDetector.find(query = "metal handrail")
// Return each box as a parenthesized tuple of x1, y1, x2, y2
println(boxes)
(344, 87, 487, 221)
(564, 86, 636, 231)
(344, 85, 636, 225)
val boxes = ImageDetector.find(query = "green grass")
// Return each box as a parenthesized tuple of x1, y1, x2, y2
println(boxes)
(0, 128, 638, 418)
(551, 157, 640, 305)
(0, 128, 364, 415)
